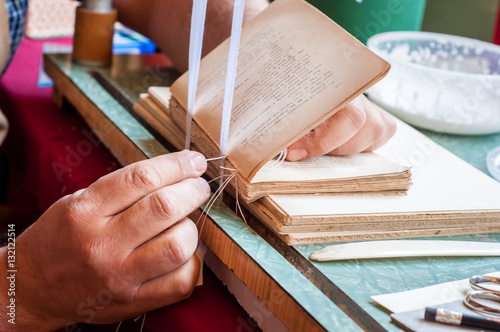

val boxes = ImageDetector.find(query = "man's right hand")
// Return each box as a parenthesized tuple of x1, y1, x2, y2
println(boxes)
(1, 150, 210, 331)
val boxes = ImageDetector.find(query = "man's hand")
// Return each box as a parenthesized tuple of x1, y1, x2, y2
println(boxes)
(0, 151, 210, 331)
(286, 95, 397, 161)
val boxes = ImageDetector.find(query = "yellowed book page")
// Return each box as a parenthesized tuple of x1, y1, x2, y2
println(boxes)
(148, 87, 409, 186)
(266, 119, 500, 217)
(148, 87, 171, 111)
(251, 154, 409, 183)
(170, 0, 389, 181)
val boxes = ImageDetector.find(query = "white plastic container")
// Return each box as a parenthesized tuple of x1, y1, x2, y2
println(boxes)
(367, 31, 500, 135)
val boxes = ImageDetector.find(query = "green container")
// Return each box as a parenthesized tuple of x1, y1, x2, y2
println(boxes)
(308, 0, 427, 44)
(422, 0, 499, 42)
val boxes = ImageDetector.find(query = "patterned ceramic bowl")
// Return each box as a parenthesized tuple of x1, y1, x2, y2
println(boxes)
(367, 31, 500, 135)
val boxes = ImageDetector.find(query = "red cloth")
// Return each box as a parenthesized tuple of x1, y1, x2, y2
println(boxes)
(0, 37, 115, 212)
(0, 37, 258, 331)
(494, 3, 500, 45)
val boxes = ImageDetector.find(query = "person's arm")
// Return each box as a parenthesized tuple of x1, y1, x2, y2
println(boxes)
(0, 151, 210, 331)
(112, 0, 269, 73)
(0, 0, 27, 74)
(0, 0, 10, 72)
(0, 1, 11, 143)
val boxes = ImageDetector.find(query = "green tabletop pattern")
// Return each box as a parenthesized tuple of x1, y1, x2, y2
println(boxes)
(48, 53, 500, 331)
(296, 232, 500, 331)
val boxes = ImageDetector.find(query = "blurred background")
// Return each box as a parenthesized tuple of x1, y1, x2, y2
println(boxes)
(307, 0, 499, 45)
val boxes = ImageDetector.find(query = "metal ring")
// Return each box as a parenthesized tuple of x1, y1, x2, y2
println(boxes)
(464, 291, 500, 317)
(470, 275, 500, 293)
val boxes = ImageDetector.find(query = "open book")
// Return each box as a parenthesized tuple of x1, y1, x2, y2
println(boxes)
(253, 118, 500, 244)
(142, 0, 411, 202)
(133, 0, 500, 244)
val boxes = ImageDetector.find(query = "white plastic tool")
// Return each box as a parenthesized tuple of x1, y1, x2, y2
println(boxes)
(310, 240, 500, 261)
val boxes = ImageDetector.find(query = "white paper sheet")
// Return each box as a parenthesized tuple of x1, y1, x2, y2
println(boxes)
(372, 271, 500, 314)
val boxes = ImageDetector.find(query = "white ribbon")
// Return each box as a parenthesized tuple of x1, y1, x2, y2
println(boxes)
(186, 0, 208, 150)
(187, 0, 245, 192)
(219, 0, 246, 158)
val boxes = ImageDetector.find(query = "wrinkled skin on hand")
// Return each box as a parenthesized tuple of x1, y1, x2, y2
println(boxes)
(287, 95, 397, 161)
(0, 151, 210, 331)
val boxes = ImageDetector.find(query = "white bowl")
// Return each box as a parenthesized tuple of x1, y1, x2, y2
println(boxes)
(367, 31, 500, 135)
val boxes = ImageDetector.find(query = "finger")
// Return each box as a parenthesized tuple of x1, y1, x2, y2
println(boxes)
(121, 218, 199, 284)
(75, 151, 207, 218)
(93, 256, 201, 324)
(109, 177, 210, 249)
(364, 109, 397, 152)
(329, 102, 397, 155)
(286, 102, 366, 161)
(133, 255, 200, 311)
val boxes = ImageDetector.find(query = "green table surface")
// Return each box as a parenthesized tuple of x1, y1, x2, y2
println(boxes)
(294, 123, 500, 331)
(47, 53, 500, 331)
(294, 126, 500, 331)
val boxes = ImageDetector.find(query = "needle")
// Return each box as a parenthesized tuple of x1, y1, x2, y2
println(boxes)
(206, 156, 226, 162)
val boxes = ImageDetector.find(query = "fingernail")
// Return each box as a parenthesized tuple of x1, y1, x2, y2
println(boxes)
(198, 178, 211, 195)
(191, 155, 206, 173)
(287, 149, 308, 161)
